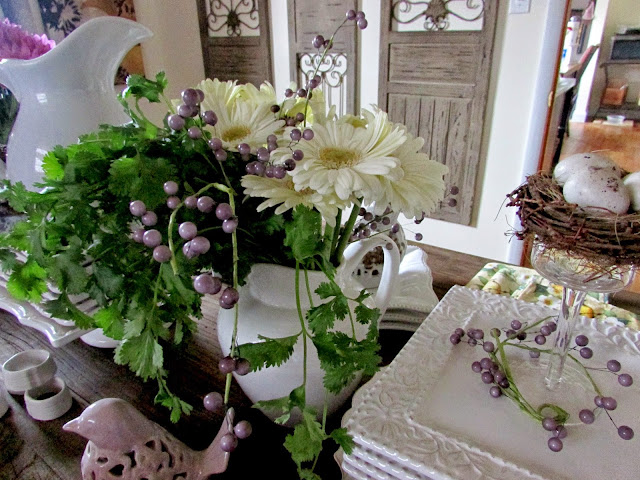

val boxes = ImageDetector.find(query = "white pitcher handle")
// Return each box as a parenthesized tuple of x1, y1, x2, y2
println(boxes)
(338, 234, 400, 315)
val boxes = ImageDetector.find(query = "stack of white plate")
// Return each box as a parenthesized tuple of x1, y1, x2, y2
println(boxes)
(377, 246, 439, 332)
(339, 286, 640, 480)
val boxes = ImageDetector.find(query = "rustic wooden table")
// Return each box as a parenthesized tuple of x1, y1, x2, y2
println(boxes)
(1, 244, 638, 479)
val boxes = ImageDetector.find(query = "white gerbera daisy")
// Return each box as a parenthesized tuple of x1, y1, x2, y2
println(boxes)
(197, 78, 243, 110)
(290, 109, 406, 201)
(237, 81, 278, 105)
(376, 131, 448, 219)
(212, 101, 284, 151)
(241, 175, 343, 226)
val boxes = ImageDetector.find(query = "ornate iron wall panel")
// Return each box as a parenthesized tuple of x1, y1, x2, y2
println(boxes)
(288, 0, 358, 117)
(391, 0, 484, 32)
(298, 52, 349, 116)
(197, 0, 272, 86)
(204, 0, 260, 37)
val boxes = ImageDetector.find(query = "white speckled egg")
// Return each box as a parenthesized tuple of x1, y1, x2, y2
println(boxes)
(623, 171, 640, 212)
(553, 153, 622, 186)
(563, 168, 630, 214)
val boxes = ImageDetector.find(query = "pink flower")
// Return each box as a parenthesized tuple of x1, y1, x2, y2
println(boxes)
(0, 19, 56, 60)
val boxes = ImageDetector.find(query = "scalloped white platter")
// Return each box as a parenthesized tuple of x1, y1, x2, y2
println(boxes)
(341, 286, 640, 480)
(0, 272, 119, 348)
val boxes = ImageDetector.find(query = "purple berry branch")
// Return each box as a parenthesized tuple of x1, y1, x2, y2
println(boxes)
(450, 315, 635, 452)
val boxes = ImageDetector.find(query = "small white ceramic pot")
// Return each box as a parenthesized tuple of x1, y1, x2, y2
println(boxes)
(2, 349, 57, 394)
(25, 377, 73, 421)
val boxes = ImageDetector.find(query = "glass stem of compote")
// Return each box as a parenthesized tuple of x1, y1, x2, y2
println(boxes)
(545, 286, 588, 389)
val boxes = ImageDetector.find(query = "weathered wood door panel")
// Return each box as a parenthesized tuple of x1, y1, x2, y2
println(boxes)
(288, 0, 358, 116)
(379, 1, 498, 225)
(197, 0, 273, 86)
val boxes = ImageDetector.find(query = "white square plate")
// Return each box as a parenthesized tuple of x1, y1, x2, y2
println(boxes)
(343, 286, 640, 480)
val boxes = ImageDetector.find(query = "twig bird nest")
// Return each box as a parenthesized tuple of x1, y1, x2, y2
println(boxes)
(507, 173, 640, 267)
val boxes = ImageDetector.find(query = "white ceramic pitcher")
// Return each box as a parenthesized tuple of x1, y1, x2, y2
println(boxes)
(217, 234, 401, 421)
(0, 17, 152, 190)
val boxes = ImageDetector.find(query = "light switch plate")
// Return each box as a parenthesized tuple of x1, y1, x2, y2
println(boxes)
(509, 0, 531, 14)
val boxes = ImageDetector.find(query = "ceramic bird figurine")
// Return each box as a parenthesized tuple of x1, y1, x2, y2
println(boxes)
(63, 398, 234, 480)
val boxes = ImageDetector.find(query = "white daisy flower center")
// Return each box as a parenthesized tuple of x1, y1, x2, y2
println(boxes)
(222, 125, 252, 142)
(319, 147, 361, 169)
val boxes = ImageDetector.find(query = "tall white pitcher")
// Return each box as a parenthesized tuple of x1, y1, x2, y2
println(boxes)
(0, 17, 152, 190)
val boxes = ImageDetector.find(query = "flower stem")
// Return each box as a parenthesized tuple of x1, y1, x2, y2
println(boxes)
(329, 210, 342, 258)
(332, 200, 361, 265)
(304, 268, 315, 308)
(224, 188, 239, 406)
(295, 261, 309, 390)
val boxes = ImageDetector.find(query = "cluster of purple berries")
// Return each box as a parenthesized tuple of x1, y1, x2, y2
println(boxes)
(130, 180, 241, 310)
(203, 391, 252, 453)
(576, 342, 634, 441)
(168, 88, 252, 165)
(130, 199, 172, 263)
(352, 206, 399, 245)
(351, 205, 429, 244)
(167, 88, 217, 141)
(442, 185, 460, 208)
(243, 127, 312, 179)
(450, 319, 635, 452)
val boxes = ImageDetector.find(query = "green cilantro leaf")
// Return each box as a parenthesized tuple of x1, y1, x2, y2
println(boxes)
(315, 281, 340, 299)
(114, 329, 164, 380)
(331, 294, 349, 320)
(0, 249, 17, 273)
(94, 304, 125, 340)
(123, 73, 167, 103)
(42, 151, 64, 181)
(307, 302, 334, 334)
(108, 154, 176, 209)
(6, 259, 48, 302)
(238, 333, 301, 371)
(284, 205, 323, 262)
(329, 427, 354, 455)
(355, 303, 380, 325)
(92, 264, 124, 298)
(154, 378, 193, 424)
(42, 293, 95, 330)
(313, 331, 381, 393)
(48, 242, 90, 294)
(284, 409, 326, 466)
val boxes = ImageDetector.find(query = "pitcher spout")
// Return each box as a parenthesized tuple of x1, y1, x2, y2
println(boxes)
(69, 17, 153, 86)
(30, 17, 153, 91)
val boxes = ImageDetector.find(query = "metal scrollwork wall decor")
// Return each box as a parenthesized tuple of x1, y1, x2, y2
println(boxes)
(299, 52, 349, 116)
(205, 0, 260, 37)
(392, 0, 485, 31)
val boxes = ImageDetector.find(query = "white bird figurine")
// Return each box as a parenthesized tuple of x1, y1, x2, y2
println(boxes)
(63, 398, 234, 480)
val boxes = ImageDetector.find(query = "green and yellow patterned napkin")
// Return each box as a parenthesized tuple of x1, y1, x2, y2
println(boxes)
(466, 263, 640, 331)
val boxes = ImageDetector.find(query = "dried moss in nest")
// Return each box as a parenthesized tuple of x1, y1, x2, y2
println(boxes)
(506, 173, 640, 267)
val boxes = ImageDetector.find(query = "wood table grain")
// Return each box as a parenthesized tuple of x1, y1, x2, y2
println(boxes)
(0, 294, 401, 480)
(1, 244, 638, 479)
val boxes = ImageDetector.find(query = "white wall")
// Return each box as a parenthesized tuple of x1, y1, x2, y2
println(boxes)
(132, 0, 565, 264)
(131, 0, 205, 123)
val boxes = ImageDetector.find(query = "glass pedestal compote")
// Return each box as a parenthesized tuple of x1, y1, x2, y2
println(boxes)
(529, 239, 636, 391)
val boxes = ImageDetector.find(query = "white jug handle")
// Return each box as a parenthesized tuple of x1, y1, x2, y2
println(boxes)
(338, 234, 400, 315)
